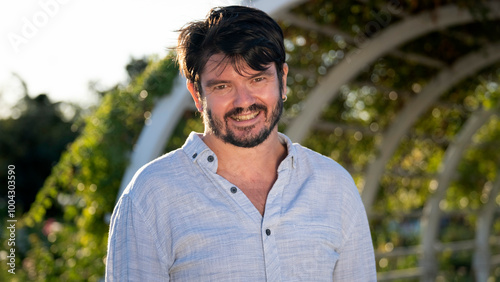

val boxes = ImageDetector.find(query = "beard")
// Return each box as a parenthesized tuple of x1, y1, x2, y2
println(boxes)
(204, 97, 283, 148)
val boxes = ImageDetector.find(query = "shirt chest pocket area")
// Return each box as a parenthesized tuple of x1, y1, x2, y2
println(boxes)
(277, 224, 341, 280)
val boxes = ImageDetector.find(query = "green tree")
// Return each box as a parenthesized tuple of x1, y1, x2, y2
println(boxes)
(0, 86, 81, 214)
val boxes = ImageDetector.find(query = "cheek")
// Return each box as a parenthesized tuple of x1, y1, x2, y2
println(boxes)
(205, 96, 232, 112)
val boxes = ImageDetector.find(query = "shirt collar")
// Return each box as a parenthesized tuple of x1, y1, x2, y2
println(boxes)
(277, 132, 297, 170)
(182, 132, 210, 160)
(182, 132, 218, 172)
(182, 131, 297, 171)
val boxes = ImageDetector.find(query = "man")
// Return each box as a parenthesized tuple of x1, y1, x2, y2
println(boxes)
(106, 5, 376, 281)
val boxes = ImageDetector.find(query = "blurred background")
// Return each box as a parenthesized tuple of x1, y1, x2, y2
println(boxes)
(1, 0, 499, 281)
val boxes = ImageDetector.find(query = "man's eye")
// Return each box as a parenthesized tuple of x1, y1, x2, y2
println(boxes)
(214, 85, 227, 90)
(254, 77, 265, 82)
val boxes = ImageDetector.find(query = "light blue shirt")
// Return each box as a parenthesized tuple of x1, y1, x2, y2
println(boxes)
(106, 132, 376, 281)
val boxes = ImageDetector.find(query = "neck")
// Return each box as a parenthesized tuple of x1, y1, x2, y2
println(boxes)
(201, 130, 287, 177)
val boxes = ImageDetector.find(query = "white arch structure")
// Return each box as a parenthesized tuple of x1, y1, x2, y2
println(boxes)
(284, 1, 500, 144)
(473, 167, 500, 282)
(361, 43, 500, 211)
(117, 76, 193, 199)
(420, 109, 498, 281)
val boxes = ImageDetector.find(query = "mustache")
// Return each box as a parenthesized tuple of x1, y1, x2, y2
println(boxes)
(224, 104, 268, 119)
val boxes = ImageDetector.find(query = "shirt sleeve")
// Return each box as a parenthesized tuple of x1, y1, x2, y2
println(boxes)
(333, 205, 377, 281)
(105, 194, 169, 281)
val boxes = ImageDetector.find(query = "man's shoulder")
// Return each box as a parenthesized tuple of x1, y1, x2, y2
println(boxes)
(292, 143, 349, 176)
(291, 143, 366, 215)
(138, 147, 187, 176)
(122, 148, 192, 199)
(291, 143, 360, 194)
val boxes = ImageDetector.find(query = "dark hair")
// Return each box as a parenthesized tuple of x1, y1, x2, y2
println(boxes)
(176, 5, 286, 96)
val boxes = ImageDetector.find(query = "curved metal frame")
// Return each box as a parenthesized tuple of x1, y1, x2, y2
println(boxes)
(285, 1, 500, 144)
(117, 76, 193, 199)
(473, 166, 500, 282)
(362, 43, 500, 210)
(420, 109, 497, 281)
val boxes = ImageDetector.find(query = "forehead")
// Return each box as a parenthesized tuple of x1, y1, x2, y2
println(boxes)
(201, 53, 275, 80)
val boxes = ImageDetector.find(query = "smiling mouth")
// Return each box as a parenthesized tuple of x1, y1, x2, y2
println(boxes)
(231, 111, 260, 121)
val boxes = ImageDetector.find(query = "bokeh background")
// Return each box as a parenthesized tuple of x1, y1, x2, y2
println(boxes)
(1, 0, 499, 281)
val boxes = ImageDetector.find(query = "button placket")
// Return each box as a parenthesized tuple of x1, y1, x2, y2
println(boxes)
(261, 220, 282, 281)
(260, 171, 286, 282)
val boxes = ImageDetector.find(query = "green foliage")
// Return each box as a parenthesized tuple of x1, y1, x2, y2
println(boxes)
(164, 111, 204, 153)
(0, 54, 179, 281)
(0, 94, 80, 213)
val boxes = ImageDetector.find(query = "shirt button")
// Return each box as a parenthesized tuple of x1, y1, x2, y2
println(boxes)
(230, 187, 237, 194)
(192, 153, 197, 159)
(265, 229, 271, 236)
(207, 155, 214, 162)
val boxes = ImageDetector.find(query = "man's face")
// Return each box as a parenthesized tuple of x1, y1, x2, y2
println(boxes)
(198, 54, 287, 148)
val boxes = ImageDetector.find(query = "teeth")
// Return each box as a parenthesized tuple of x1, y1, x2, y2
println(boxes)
(233, 111, 259, 121)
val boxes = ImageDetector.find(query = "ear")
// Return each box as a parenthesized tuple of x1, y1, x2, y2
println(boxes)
(187, 80, 203, 112)
(282, 63, 289, 97)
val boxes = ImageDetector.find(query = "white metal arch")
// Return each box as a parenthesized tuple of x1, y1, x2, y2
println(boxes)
(420, 109, 498, 281)
(117, 76, 193, 199)
(361, 43, 500, 211)
(473, 166, 500, 282)
(285, 1, 500, 143)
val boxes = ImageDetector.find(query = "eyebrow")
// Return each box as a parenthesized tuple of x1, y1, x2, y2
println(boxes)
(204, 79, 230, 88)
(249, 68, 274, 79)
(204, 69, 274, 88)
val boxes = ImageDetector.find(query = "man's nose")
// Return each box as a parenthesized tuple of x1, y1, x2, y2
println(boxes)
(233, 85, 256, 108)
